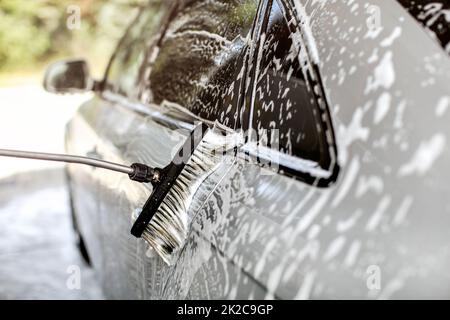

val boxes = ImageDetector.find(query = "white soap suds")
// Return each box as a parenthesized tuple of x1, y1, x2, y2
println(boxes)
(366, 196, 391, 231)
(393, 196, 413, 226)
(337, 107, 370, 164)
(374, 92, 392, 124)
(344, 240, 361, 267)
(322, 236, 346, 261)
(398, 134, 446, 176)
(365, 51, 395, 94)
(381, 27, 402, 47)
(332, 157, 361, 207)
(435, 96, 450, 117)
(292, 0, 320, 63)
(294, 271, 317, 300)
(337, 210, 362, 233)
(356, 175, 384, 197)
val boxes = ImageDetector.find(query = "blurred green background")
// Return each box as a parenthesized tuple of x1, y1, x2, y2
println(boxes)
(0, 0, 145, 84)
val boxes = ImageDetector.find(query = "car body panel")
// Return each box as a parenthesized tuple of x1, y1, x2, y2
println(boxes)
(66, 0, 450, 299)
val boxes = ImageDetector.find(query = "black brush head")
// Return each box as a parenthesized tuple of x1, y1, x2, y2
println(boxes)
(130, 123, 209, 238)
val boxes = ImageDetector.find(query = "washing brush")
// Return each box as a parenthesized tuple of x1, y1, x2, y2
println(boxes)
(0, 122, 241, 264)
(131, 123, 242, 264)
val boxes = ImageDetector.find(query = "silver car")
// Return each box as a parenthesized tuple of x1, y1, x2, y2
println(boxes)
(44, 0, 450, 299)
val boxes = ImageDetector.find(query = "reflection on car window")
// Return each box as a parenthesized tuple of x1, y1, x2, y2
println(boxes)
(248, 0, 337, 184)
(138, 0, 258, 129)
(106, 1, 166, 98)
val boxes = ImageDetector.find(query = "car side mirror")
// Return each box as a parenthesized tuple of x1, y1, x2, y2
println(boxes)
(43, 59, 95, 94)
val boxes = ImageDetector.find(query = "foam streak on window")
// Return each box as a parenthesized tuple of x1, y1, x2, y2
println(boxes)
(139, 0, 258, 129)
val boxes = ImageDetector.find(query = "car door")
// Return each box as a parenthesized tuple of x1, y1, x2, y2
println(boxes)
(69, 0, 343, 299)
(63, 0, 450, 300)
(87, 0, 264, 299)
(160, 0, 341, 299)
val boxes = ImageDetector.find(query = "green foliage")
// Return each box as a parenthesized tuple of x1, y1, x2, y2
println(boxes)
(0, 0, 144, 73)
(1, 0, 51, 69)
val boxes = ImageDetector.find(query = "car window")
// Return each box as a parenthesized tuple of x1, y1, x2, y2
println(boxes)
(396, 0, 449, 55)
(246, 0, 338, 185)
(105, 1, 167, 98)
(137, 0, 259, 129)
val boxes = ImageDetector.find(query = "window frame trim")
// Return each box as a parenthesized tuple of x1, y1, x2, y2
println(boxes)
(242, 0, 340, 187)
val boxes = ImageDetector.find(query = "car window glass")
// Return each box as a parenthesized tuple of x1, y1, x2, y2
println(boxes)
(105, 1, 166, 98)
(138, 0, 258, 129)
(247, 0, 337, 182)
(396, 0, 449, 54)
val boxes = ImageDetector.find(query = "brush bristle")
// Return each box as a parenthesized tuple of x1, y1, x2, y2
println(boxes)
(141, 129, 239, 265)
